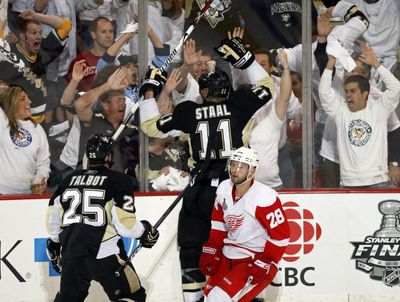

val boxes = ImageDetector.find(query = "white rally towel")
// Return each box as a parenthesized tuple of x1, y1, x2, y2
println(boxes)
(151, 167, 190, 191)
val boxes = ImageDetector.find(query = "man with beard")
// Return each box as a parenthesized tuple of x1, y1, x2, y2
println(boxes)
(200, 147, 290, 301)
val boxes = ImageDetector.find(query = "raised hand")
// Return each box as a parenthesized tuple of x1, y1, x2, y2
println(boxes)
(139, 68, 167, 98)
(215, 27, 254, 69)
(183, 39, 201, 66)
(72, 60, 88, 82)
(277, 50, 289, 69)
(164, 68, 183, 95)
(360, 43, 380, 69)
(19, 9, 38, 21)
(228, 27, 244, 40)
(317, 12, 334, 38)
(107, 67, 129, 90)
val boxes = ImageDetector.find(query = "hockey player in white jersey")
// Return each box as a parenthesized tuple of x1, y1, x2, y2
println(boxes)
(199, 147, 290, 301)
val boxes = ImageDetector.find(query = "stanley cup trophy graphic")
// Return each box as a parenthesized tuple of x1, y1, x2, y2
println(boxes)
(374, 200, 400, 237)
(371, 200, 400, 283)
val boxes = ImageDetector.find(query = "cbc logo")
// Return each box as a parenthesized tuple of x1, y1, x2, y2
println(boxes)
(282, 201, 322, 262)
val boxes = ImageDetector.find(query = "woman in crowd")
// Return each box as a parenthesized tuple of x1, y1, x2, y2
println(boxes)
(0, 85, 50, 195)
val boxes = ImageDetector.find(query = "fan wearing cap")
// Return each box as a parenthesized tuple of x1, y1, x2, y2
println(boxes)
(199, 147, 290, 302)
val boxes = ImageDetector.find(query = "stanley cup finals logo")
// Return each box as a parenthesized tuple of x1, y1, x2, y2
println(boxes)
(351, 200, 400, 287)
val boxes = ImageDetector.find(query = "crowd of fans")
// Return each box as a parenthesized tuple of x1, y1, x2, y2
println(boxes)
(0, 0, 399, 195)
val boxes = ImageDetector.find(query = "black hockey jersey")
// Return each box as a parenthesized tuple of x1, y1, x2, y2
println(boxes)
(156, 87, 271, 179)
(47, 167, 137, 259)
(0, 32, 65, 116)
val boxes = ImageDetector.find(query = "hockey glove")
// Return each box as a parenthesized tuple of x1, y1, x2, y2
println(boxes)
(139, 220, 160, 248)
(199, 244, 221, 276)
(214, 36, 255, 69)
(46, 239, 62, 274)
(139, 68, 167, 98)
(248, 254, 272, 284)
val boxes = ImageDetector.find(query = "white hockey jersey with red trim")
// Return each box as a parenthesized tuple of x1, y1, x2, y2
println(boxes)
(210, 179, 290, 265)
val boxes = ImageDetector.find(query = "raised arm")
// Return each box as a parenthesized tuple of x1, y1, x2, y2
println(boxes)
(319, 55, 342, 116)
(19, 9, 65, 29)
(60, 60, 88, 108)
(315, 12, 335, 76)
(176, 39, 200, 93)
(361, 43, 400, 112)
(75, 67, 128, 122)
(97, 29, 136, 71)
(275, 50, 292, 121)
(158, 68, 183, 115)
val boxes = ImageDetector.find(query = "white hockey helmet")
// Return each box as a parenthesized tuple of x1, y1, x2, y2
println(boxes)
(229, 147, 259, 170)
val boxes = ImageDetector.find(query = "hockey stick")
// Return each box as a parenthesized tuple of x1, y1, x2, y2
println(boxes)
(108, 0, 214, 149)
(115, 181, 192, 277)
(158, 0, 214, 73)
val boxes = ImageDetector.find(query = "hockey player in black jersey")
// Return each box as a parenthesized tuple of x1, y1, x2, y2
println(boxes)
(46, 134, 159, 302)
(140, 29, 275, 301)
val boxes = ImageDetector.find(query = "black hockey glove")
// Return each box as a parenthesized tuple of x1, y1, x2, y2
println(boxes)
(139, 220, 159, 248)
(139, 68, 167, 98)
(214, 36, 255, 69)
(46, 239, 62, 274)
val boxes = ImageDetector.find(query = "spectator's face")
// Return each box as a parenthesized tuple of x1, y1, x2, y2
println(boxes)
(192, 54, 212, 81)
(345, 82, 368, 112)
(291, 73, 302, 100)
(126, 64, 138, 86)
(20, 23, 43, 55)
(14, 91, 32, 120)
(103, 93, 126, 122)
(162, 0, 182, 19)
(92, 20, 114, 49)
(255, 53, 272, 74)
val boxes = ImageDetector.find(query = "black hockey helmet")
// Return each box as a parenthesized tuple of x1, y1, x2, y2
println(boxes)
(198, 68, 231, 98)
(85, 134, 114, 165)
